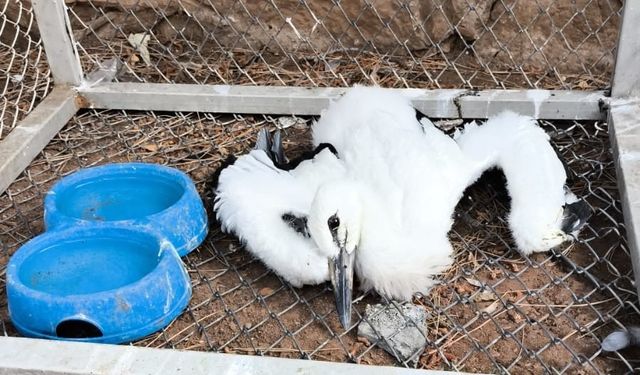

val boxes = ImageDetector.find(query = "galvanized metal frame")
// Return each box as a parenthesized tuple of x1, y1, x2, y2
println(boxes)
(79, 83, 606, 120)
(611, 2, 640, 98)
(0, 336, 471, 375)
(608, 0, 640, 301)
(30, 0, 83, 86)
(0, 87, 78, 194)
(608, 99, 640, 303)
(0, 0, 638, 372)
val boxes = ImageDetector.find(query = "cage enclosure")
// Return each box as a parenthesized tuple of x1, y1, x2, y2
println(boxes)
(1, 0, 640, 373)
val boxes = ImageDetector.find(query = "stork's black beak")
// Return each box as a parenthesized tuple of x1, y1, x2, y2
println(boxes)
(329, 246, 355, 330)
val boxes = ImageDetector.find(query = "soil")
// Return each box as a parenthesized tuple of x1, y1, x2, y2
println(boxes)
(53, 0, 620, 88)
(1, 2, 636, 372)
(0, 112, 638, 373)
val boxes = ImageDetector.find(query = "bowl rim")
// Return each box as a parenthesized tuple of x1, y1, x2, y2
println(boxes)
(43, 162, 198, 224)
(6, 224, 183, 302)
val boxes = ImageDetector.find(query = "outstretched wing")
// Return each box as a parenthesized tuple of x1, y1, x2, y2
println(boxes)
(214, 147, 345, 287)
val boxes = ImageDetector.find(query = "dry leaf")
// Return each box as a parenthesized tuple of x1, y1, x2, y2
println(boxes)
(259, 287, 273, 297)
(508, 290, 523, 302)
(455, 284, 471, 294)
(467, 252, 480, 269)
(489, 269, 500, 280)
(141, 143, 158, 152)
(349, 343, 361, 357)
(577, 80, 590, 89)
(508, 311, 523, 323)
(464, 277, 483, 288)
(480, 300, 500, 314)
(127, 33, 151, 66)
(472, 290, 498, 302)
(276, 116, 304, 129)
(357, 336, 371, 347)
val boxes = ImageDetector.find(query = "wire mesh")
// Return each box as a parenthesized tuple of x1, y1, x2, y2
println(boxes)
(0, 109, 638, 373)
(0, 0, 51, 141)
(2, 0, 638, 374)
(65, 0, 621, 90)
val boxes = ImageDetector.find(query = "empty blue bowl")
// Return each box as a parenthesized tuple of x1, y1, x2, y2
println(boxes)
(6, 225, 191, 344)
(44, 163, 208, 257)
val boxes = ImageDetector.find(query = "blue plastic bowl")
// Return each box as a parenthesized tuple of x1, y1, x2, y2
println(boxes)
(6, 225, 191, 344)
(44, 163, 208, 257)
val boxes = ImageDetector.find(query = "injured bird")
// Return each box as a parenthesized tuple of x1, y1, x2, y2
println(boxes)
(212, 86, 592, 330)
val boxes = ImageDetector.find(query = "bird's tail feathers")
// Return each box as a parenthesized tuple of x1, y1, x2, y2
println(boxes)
(254, 128, 288, 166)
(254, 128, 272, 154)
(271, 130, 287, 165)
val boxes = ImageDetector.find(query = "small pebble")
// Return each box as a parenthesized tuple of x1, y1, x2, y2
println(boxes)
(356, 336, 371, 347)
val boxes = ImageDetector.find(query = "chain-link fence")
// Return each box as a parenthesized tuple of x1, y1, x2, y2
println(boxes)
(2, 0, 639, 374)
(0, 1, 51, 141)
(65, 0, 621, 89)
(0, 110, 638, 373)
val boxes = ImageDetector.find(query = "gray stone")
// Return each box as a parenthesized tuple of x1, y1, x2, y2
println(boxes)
(357, 302, 428, 362)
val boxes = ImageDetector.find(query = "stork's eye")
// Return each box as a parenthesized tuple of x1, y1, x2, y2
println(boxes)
(327, 214, 340, 231)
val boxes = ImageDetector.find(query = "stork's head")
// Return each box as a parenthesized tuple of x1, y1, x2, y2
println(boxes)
(308, 181, 363, 329)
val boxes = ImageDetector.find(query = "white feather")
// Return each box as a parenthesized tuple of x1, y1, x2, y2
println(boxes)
(215, 86, 582, 301)
(311, 86, 471, 300)
(455, 111, 573, 254)
(214, 149, 345, 287)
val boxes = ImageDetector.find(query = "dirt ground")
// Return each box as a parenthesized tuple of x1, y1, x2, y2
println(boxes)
(0, 110, 638, 373)
(1, 2, 637, 372)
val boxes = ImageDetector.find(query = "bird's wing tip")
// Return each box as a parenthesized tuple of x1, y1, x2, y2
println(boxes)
(254, 128, 272, 153)
(271, 130, 287, 165)
(561, 199, 592, 234)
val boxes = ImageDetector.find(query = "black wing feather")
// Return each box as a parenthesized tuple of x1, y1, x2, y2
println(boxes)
(282, 212, 311, 238)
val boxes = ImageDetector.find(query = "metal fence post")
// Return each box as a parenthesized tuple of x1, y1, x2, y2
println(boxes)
(611, 2, 640, 98)
(609, 2, 640, 304)
(30, 0, 83, 86)
(0, 1, 82, 195)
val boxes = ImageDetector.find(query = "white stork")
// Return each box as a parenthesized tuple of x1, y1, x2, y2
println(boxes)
(213, 86, 590, 328)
